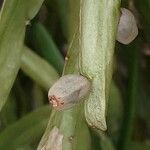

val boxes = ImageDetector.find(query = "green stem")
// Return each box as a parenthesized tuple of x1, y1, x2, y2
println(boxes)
(135, 0, 150, 43)
(21, 47, 59, 90)
(45, 0, 69, 39)
(118, 40, 140, 150)
(30, 22, 64, 74)
(79, 0, 121, 130)
(0, 94, 17, 129)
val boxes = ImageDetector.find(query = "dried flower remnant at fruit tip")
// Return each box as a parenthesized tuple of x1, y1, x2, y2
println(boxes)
(117, 8, 138, 45)
(48, 74, 91, 110)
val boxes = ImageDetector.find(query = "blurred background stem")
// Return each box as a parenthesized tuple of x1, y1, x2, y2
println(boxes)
(21, 46, 59, 90)
(118, 39, 140, 150)
(29, 22, 64, 74)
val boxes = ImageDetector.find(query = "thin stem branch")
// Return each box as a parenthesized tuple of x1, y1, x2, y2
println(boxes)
(21, 47, 59, 90)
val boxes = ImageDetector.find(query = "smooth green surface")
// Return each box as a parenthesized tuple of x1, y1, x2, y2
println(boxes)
(100, 134, 115, 150)
(0, 94, 17, 128)
(21, 47, 59, 90)
(107, 82, 123, 141)
(79, 0, 121, 130)
(68, 0, 80, 41)
(130, 141, 150, 150)
(0, 0, 44, 110)
(30, 22, 64, 74)
(0, 105, 51, 150)
(118, 39, 140, 150)
(46, 0, 69, 39)
(135, 0, 150, 42)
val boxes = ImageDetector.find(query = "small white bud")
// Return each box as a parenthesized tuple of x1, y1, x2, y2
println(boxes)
(48, 74, 91, 110)
(117, 8, 138, 45)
